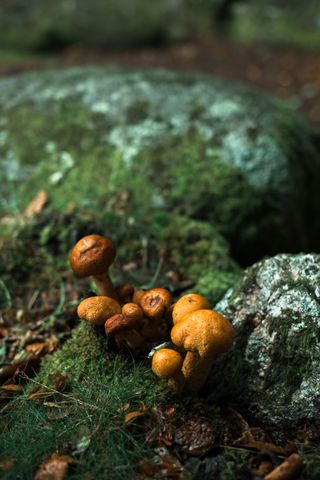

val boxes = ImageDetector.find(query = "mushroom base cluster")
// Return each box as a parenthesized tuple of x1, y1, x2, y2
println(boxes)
(70, 234, 234, 393)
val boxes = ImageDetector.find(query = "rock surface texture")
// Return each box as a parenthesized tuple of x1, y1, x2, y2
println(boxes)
(211, 253, 320, 433)
(0, 67, 319, 263)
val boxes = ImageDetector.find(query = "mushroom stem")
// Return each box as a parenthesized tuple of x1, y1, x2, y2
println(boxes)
(116, 330, 145, 349)
(168, 371, 185, 393)
(182, 351, 214, 392)
(93, 272, 118, 300)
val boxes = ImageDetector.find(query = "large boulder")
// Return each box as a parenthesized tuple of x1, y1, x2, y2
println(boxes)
(0, 67, 319, 263)
(211, 253, 320, 433)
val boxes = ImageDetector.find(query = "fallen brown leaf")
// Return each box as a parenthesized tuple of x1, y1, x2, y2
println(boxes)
(34, 453, 72, 480)
(124, 402, 148, 424)
(265, 453, 303, 480)
(0, 384, 23, 392)
(24, 190, 48, 218)
(0, 457, 15, 471)
(28, 387, 55, 402)
(26, 337, 59, 358)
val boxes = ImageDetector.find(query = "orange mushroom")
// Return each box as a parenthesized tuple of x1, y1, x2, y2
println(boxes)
(171, 309, 234, 392)
(77, 296, 121, 326)
(151, 348, 185, 392)
(172, 293, 210, 325)
(69, 234, 118, 300)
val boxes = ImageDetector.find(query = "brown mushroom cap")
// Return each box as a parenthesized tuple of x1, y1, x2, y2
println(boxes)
(77, 296, 121, 326)
(69, 234, 116, 278)
(172, 293, 210, 325)
(140, 288, 173, 321)
(152, 349, 184, 379)
(132, 289, 146, 306)
(116, 283, 134, 303)
(105, 313, 144, 337)
(122, 303, 143, 321)
(171, 309, 233, 357)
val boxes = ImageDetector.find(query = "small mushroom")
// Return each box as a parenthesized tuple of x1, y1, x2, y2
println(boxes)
(122, 303, 144, 321)
(77, 296, 121, 326)
(172, 293, 210, 325)
(171, 309, 234, 392)
(105, 313, 144, 349)
(132, 289, 146, 306)
(69, 234, 118, 300)
(151, 348, 185, 392)
(116, 283, 134, 304)
(140, 288, 173, 323)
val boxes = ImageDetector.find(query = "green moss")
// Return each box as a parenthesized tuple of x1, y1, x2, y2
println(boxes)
(302, 445, 320, 480)
(230, 1, 320, 51)
(0, 323, 169, 480)
(266, 308, 320, 397)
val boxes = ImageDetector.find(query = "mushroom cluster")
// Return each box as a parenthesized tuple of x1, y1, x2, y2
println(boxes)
(70, 234, 234, 394)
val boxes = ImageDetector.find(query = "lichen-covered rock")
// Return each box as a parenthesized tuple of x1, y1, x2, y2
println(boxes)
(0, 67, 319, 263)
(210, 253, 320, 433)
(230, 0, 320, 51)
(0, 0, 221, 51)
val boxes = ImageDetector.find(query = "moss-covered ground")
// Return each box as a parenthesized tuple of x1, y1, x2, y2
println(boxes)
(1, 210, 319, 479)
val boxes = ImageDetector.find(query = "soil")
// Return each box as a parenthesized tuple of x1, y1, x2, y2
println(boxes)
(1, 35, 320, 134)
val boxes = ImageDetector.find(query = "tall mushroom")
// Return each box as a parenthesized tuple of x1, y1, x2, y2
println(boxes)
(77, 296, 121, 327)
(69, 234, 118, 300)
(171, 309, 234, 392)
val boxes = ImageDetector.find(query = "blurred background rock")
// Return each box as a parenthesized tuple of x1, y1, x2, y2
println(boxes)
(0, 0, 319, 134)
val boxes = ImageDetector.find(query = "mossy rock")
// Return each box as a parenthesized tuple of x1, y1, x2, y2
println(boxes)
(230, 0, 320, 51)
(210, 253, 320, 434)
(1, 67, 319, 264)
(0, 0, 221, 51)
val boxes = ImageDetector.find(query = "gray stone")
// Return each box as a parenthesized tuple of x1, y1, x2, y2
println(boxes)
(0, 67, 319, 263)
(211, 253, 320, 433)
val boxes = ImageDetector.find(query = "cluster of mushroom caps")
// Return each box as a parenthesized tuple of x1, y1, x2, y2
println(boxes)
(70, 234, 234, 393)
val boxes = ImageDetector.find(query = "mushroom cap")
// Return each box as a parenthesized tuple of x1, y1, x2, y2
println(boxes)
(172, 293, 210, 325)
(140, 288, 173, 321)
(132, 289, 146, 306)
(152, 348, 183, 379)
(171, 309, 233, 357)
(116, 283, 134, 302)
(77, 296, 121, 326)
(122, 303, 143, 321)
(105, 313, 144, 336)
(69, 234, 116, 278)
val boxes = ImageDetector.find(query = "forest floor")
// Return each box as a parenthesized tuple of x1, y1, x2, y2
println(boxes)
(1, 36, 320, 479)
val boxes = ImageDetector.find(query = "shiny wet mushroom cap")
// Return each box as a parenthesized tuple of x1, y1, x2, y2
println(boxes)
(69, 234, 118, 300)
